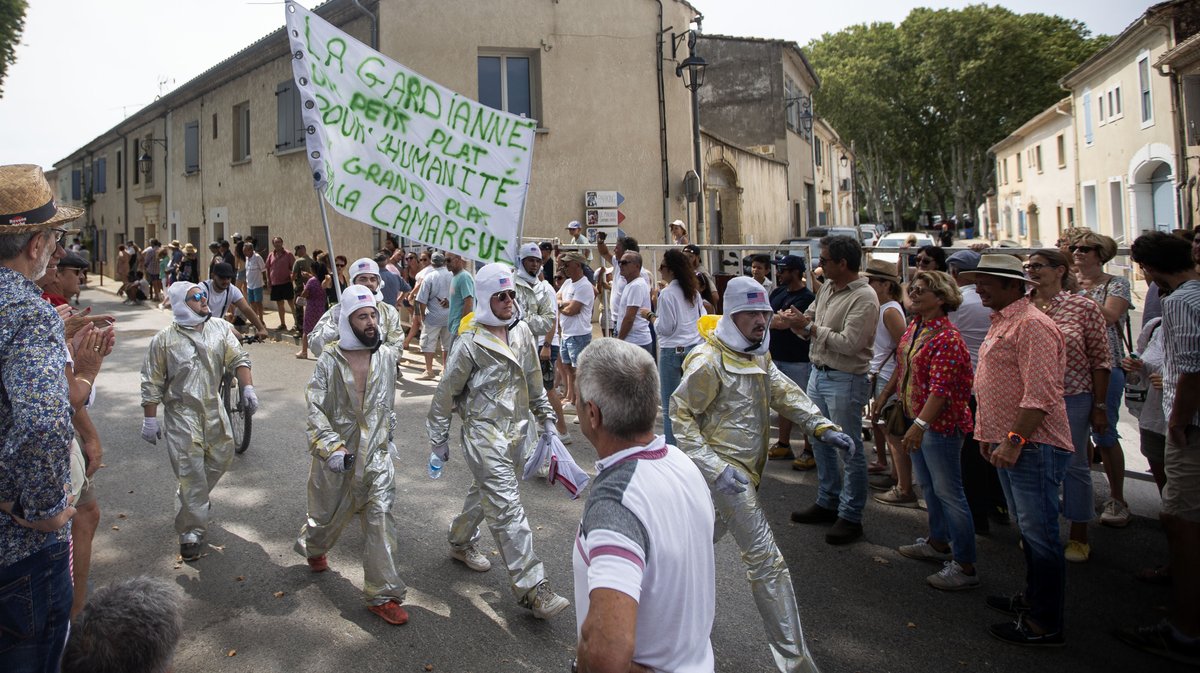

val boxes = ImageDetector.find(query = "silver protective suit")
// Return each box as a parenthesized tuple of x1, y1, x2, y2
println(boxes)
(140, 319, 250, 544)
(427, 320, 556, 604)
(294, 343, 406, 606)
(308, 301, 405, 357)
(670, 320, 835, 673)
(514, 274, 556, 340)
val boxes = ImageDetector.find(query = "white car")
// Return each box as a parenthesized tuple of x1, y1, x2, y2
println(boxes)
(870, 232, 935, 265)
(858, 224, 881, 247)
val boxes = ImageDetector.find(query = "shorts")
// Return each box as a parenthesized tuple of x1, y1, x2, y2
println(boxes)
(237, 269, 247, 282)
(562, 334, 592, 366)
(270, 283, 295, 301)
(247, 286, 264, 303)
(420, 324, 450, 353)
(540, 345, 560, 390)
(1162, 425, 1200, 522)
(1140, 427, 1167, 465)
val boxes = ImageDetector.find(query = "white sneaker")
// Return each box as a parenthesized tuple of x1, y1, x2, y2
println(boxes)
(528, 582, 570, 619)
(1100, 499, 1131, 528)
(450, 545, 492, 572)
(898, 537, 953, 563)
(926, 560, 979, 591)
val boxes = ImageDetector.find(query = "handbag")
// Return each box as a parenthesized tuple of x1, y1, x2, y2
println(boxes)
(296, 295, 307, 309)
(884, 401, 909, 437)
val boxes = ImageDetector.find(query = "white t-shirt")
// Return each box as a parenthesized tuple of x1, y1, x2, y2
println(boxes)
(656, 280, 706, 348)
(949, 284, 990, 370)
(870, 300, 903, 381)
(416, 266, 452, 327)
(560, 277, 595, 338)
(201, 280, 245, 320)
(573, 437, 715, 673)
(608, 256, 653, 327)
(244, 253, 266, 290)
(617, 277, 652, 346)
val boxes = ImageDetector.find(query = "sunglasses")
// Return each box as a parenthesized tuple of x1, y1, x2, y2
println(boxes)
(494, 290, 517, 301)
(336, 263, 346, 268)
(617, 259, 635, 266)
(1022, 262, 1053, 272)
(908, 286, 929, 297)
(1069, 245, 1096, 254)
(187, 290, 209, 302)
(915, 257, 934, 265)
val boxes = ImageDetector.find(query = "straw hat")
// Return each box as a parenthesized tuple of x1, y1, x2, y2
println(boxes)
(957, 254, 1038, 285)
(183, 243, 198, 255)
(0, 164, 83, 234)
(864, 259, 900, 283)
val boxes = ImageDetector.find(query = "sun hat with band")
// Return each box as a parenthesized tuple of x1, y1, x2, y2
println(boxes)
(0, 164, 82, 234)
(957, 254, 1038, 285)
(863, 259, 900, 284)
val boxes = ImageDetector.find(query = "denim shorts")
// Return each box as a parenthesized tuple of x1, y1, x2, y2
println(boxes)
(247, 286, 263, 303)
(562, 334, 591, 366)
(1091, 366, 1124, 447)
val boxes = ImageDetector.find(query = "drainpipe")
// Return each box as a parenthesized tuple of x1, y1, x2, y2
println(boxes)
(1052, 100, 1076, 231)
(655, 0, 671, 241)
(121, 134, 129, 246)
(351, 0, 378, 48)
(1151, 17, 1184, 230)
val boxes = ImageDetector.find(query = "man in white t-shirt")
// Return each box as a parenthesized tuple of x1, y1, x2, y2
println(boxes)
(557, 251, 594, 409)
(196, 263, 269, 339)
(242, 242, 268, 325)
(415, 252, 453, 379)
(572, 338, 715, 673)
(616, 252, 653, 357)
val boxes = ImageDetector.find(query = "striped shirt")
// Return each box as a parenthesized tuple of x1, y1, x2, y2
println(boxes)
(1162, 280, 1200, 428)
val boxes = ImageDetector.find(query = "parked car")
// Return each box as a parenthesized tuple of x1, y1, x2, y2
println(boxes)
(871, 232, 935, 265)
(859, 224, 881, 246)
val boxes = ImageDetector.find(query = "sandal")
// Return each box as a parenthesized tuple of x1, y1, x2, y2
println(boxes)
(867, 461, 889, 474)
(1135, 564, 1172, 585)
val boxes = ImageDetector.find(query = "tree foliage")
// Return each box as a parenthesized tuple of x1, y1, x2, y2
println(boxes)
(0, 0, 28, 97)
(807, 4, 1111, 228)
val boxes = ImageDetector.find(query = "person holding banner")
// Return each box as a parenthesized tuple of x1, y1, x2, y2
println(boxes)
(426, 263, 570, 620)
(307, 258, 404, 358)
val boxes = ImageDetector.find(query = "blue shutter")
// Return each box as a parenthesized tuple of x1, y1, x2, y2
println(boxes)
(95, 158, 107, 193)
(71, 169, 81, 200)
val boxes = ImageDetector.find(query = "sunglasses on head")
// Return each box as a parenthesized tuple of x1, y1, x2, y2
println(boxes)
(1069, 245, 1096, 254)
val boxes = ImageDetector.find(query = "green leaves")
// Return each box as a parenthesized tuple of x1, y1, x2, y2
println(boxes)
(0, 0, 27, 98)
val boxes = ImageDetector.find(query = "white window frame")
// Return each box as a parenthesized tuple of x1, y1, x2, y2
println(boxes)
(1108, 177, 1126, 242)
(477, 50, 541, 125)
(1056, 133, 1067, 168)
(1082, 89, 1094, 146)
(1138, 50, 1154, 129)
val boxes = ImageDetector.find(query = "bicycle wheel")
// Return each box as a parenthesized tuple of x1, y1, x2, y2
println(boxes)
(225, 378, 252, 454)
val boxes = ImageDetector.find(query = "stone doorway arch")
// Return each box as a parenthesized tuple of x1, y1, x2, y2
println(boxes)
(705, 160, 742, 245)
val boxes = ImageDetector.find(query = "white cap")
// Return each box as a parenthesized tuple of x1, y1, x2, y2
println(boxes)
(518, 242, 542, 260)
(349, 257, 379, 282)
(670, 219, 687, 230)
(567, 220, 581, 230)
(336, 284, 378, 350)
(473, 263, 516, 327)
(722, 276, 772, 314)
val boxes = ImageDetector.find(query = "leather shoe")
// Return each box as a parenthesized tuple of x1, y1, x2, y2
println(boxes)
(790, 503, 838, 524)
(825, 518, 864, 545)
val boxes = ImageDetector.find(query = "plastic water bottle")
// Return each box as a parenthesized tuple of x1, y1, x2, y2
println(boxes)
(1124, 352, 1148, 404)
(428, 452, 444, 480)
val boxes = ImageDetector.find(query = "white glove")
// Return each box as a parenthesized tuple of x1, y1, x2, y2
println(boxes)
(821, 429, 857, 457)
(241, 384, 259, 415)
(326, 450, 348, 473)
(141, 417, 160, 445)
(542, 420, 558, 438)
(432, 441, 449, 462)
(714, 465, 750, 495)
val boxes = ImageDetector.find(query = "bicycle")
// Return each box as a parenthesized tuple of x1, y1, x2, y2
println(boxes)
(220, 334, 262, 454)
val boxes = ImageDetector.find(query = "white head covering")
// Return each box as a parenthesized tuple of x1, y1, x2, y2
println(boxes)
(336, 284, 379, 350)
(473, 263, 517, 327)
(348, 257, 383, 300)
(169, 282, 209, 328)
(714, 276, 772, 355)
(515, 242, 542, 284)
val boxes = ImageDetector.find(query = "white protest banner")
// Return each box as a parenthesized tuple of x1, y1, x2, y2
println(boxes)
(284, 2, 536, 265)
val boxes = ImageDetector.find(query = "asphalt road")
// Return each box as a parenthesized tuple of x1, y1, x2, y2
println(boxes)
(76, 282, 1185, 673)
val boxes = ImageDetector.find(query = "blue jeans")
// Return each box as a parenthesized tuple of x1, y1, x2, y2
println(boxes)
(1091, 367, 1124, 447)
(0, 541, 73, 673)
(1062, 393, 1094, 523)
(806, 368, 870, 522)
(910, 430, 976, 563)
(659, 344, 697, 445)
(775, 361, 812, 394)
(998, 442, 1070, 633)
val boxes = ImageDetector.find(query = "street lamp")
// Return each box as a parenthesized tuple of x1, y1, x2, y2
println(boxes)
(784, 94, 814, 137)
(673, 28, 707, 244)
(138, 138, 167, 178)
(840, 152, 849, 168)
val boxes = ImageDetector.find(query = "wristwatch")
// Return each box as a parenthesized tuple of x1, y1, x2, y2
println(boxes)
(1006, 431, 1027, 448)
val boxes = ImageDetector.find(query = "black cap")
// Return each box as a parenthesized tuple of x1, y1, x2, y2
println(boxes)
(58, 252, 89, 269)
(208, 241, 220, 250)
(538, 241, 554, 251)
(212, 262, 236, 279)
(773, 254, 807, 271)
(682, 243, 701, 255)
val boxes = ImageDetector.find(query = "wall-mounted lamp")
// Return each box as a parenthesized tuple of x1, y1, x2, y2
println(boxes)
(137, 138, 167, 177)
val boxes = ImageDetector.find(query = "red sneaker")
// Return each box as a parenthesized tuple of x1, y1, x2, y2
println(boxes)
(368, 600, 409, 625)
(307, 555, 329, 573)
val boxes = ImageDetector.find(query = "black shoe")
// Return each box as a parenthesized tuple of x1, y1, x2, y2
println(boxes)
(180, 542, 203, 561)
(989, 619, 1064, 647)
(986, 593, 1031, 616)
(1114, 621, 1200, 666)
(989, 506, 1011, 527)
(825, 518, 863, 545)
(791, 504, 838, 524)
(868, 473, 897, 492)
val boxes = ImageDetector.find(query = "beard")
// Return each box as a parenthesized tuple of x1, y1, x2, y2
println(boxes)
(31, 233, 57, 281)
(352, 323, 380, 349)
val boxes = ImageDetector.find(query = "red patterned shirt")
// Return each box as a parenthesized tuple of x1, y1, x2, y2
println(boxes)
(1040, 291, 1112, 396)
(974, 297, 1073, 450)
(894, 316, 974, 435)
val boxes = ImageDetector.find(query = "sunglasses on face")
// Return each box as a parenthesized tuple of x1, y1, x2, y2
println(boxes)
(915, 257, 934, 266)
(187, 290, 208, 302)
(1069, 245, 1096, 254)
(494, 290, 517, 301)
(908, 286, 929, 297)
(336, 263, 346, 268)
(617, 259, 635, 266)
(1022, 262, 1052, 272)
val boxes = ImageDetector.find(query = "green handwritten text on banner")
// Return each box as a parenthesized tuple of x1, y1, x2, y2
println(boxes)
(285, 2, 535, 264)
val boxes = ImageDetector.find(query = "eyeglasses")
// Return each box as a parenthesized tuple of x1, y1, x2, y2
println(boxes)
(818, 256, 831, 266)
(494, 290, 517, 301)
(1069, 245, 1096, 254)
(908, 286, 929, 297)
(187, 290, 209, 302)
(1022, 262, 1051, 272)
(48, 227, 69, 245)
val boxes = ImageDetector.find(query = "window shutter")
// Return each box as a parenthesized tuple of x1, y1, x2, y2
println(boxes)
(184, 122, 200, 173)
(1082, 91, 1094, 145)
(276, 82, 291, 149)
(95, 158, 107, 193)
(71, 169, 81, 200)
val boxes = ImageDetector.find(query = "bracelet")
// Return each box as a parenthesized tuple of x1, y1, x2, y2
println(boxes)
(913, 417, 929, 430)
(77, 377, 93, 390)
